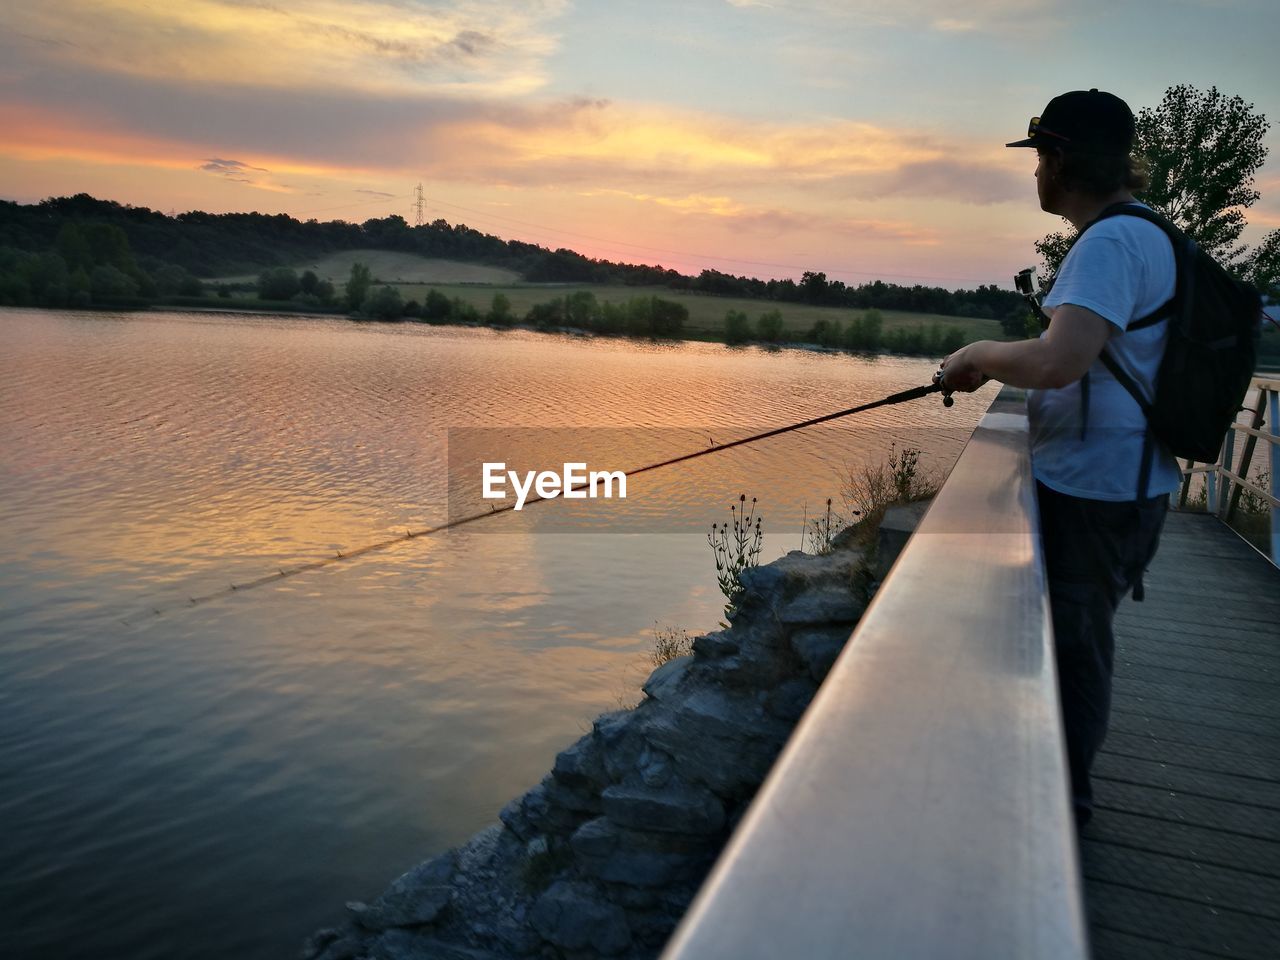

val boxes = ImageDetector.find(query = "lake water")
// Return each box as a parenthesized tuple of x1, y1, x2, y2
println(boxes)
(0, 307, 988, 959)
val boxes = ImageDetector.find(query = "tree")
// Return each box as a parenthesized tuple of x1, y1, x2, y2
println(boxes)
(724, 309, 752, 344)
(344, 262, 372, 311)
(423, 288, 451, 322)
(1037, 85, 1271, 281)
(800, 270, 829, 304)
(1136, 85, 1268, 263)
(1240, 229, 1280, 301)
(487, 292, 514, 325)
(258, 266, 300, 300)
(361, 285, 403, 320)
(756, 309, 784, 342)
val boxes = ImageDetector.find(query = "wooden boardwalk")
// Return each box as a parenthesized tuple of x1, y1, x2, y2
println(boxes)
(1081, 510, 1280, 959)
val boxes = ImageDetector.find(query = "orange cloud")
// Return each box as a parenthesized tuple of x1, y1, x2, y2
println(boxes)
(6, 0, 567, 97)
(0, 102, 390, 187)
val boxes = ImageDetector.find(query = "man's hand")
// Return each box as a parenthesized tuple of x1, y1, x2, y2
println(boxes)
(939, 343, 989, 392)
(936, 305, 1113, 393)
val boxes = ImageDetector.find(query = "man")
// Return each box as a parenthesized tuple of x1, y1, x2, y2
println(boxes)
(940, 89, 1180, 827)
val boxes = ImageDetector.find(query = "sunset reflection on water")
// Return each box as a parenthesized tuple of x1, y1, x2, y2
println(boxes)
(0, 308, 991, 960)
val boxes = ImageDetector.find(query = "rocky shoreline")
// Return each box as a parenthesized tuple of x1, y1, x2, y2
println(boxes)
(301, 514, 916, 960)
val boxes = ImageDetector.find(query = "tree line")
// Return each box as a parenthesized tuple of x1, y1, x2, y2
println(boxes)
(0, 193, 1025, 324)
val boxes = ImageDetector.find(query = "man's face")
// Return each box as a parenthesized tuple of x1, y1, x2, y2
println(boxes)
(1035, 149, 1062, 214)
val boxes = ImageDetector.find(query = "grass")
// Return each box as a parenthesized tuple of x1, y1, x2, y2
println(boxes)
(651, 625, 693, 667)
(210, 251, 520, 286)
(839, 444, 942, 550)
(385, 282, 1006, 344)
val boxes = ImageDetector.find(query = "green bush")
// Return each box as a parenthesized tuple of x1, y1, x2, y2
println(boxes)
(257, 266, 300, 300)
(361, 285, 403, 320)
(724, 309, 752, 344)
(756, 309, 785, 342)
(487, 292, 514, 325)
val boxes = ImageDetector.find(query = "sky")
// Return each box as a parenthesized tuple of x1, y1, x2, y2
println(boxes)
(2, 0, 1278, 290)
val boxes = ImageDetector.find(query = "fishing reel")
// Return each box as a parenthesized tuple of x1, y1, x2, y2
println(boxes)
(932, 369, 955, 407)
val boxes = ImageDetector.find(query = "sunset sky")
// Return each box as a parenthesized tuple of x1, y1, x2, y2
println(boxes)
(2, 0, 1278, 289)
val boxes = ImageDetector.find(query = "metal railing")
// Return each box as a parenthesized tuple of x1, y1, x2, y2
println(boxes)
(661, 388, 1087, 960)
(1178, 376, 1280, 564)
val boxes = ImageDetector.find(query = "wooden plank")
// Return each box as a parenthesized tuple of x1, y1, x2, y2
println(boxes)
(1112, 677, 1280, 721)
(1084, 511, 1280, 960)
(1081, 809, 1280, 878)
(1092, 753, 1280, 808)
(1108, 711, 1278, 761)
(1090, 926, 1234, 960)
(1103, 693, 1276, 738)
(1116, 641, 1278, 681)
(1102, 730, 1280, 781)
(1093, 778, 1280, 840)
(1080, 841, 1280, 919)
(1086, 882, 1280, 960)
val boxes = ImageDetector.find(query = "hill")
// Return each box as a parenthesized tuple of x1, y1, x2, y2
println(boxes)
(215, 251, 520, 286)
(0, 193, 1026, 326)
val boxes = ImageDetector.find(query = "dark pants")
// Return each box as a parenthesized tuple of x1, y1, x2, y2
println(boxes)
(1036, 481, 1168, 827)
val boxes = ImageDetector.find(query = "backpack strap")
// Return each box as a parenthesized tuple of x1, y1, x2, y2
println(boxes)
(1073, 202, 1180, 500)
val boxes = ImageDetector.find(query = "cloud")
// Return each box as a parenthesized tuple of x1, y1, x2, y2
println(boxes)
(356, 189, 397, 199)
(721, 0, 1060, 33)
(201, 157, 270, 174)
(0, 79, 1024, 211)
(4, 0, 569, 96)
(873, 159, 1027, 205)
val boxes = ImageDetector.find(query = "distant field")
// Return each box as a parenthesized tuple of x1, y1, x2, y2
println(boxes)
(389, 282, 1004, 342)
(216, 251, 521, 285)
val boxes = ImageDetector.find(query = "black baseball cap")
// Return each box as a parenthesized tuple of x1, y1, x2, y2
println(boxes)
(1006, 89, 1135, 154)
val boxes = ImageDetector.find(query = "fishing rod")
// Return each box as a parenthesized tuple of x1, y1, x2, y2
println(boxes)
(136, 377, 955, 618)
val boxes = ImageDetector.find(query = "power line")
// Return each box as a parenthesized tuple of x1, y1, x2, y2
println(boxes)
(292, 193, 414, 217)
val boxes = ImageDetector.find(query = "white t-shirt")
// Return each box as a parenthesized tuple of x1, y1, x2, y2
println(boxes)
(1029, 203, 1182, 501)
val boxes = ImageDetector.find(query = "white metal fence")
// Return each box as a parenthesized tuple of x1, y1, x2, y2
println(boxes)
(1178, 376, 1280, 564)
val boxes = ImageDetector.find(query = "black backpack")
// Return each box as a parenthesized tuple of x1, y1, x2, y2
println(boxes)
(1073, 203, 1261, 481)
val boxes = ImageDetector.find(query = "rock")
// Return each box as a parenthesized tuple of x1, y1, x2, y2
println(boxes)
(308, 535, 886, 960)
(530, 881, 631, 956)
(500, 785, 545, 841)
(315, 935, 365, 960)
(668, 686, 760, 742)
(765, 678, 818, 721)
(371, 930, 508, 960)
(692, 630, 738, 659)
(352, 851, 457, 930)
(593, 709, 648, 783)
(543, 772, 602, 816)
(569, 817, 693, 888)
(707, 619, 794, 688)
(646, 709, 787, 799)
(874, 499, 932, 580)
(738, 549, 866, 612)
(601, 784, 725, 835)
(637, 746, 672, 788)
(300, 928, 343, 960)
(627, 909, 683, 949)
(790, 626, 851, 682)
(501, 781, 584, 839)
(456, 823, 505, 877)
(641, 654, 692, 702)
(776, 586, 865, 625)
(640, 686, 788, 798)
(553, 734, 607, 792)
(735, 560, 788, 604)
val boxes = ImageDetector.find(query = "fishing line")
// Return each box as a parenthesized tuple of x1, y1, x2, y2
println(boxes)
(130, 380, 951, 620)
